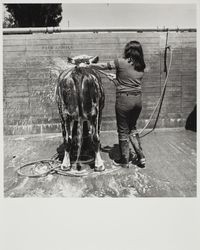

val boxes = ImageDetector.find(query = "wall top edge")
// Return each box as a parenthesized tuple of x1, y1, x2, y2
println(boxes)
(3, 27, 197, 35)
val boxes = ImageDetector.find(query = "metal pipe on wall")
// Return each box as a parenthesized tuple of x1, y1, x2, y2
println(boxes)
(3, 27, 196, 35)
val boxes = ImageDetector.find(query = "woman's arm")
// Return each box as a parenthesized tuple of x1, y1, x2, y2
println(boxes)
(89, 61, 116, 70)
(79, 60, 117, 81)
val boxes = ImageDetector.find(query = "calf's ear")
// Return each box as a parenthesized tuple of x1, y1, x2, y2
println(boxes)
(90, 56, 99, 64)
(67, 57, 72, 63)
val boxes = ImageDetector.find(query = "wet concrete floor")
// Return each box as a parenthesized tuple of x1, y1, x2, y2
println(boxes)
(4, 128, 196, 197)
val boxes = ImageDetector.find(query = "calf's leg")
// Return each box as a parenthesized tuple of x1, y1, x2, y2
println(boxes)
(61, 118, 74, 171)
(90, 117, 105, 172)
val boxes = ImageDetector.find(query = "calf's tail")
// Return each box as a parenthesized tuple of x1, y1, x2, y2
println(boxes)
(75, 118, 83, 164)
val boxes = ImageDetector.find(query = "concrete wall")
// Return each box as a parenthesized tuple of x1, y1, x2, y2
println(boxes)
(3, 31, 196, 135)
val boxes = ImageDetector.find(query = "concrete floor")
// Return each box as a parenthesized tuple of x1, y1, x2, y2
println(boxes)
(4, 128, 196, 197)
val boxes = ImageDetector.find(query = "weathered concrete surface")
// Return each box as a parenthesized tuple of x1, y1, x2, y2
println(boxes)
(3, 32, 197, 135)
(4, 128, 196, 197)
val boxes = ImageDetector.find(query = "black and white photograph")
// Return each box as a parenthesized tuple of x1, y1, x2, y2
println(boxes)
(1, 1, 199, 249)
(2, 2, 197, 198)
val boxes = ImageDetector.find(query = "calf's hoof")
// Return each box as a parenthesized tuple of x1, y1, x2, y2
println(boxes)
(94, 165, 105, 172)
(60, 165, 71, 171)
(76, 163, 82, 171)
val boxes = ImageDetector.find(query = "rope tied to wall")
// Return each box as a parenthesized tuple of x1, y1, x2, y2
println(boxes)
(139, 30, 172, 137)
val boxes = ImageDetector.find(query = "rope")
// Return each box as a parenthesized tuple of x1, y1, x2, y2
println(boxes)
(16, 160, 59, 178)
(16, 157, 123, 178)
(16, 154, 95, 178)
(139, 46, 173, 137)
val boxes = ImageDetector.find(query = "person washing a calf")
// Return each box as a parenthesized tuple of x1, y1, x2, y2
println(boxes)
(83, 40, 146, 168)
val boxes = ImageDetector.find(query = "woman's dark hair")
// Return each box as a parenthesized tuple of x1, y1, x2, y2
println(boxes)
(124, 40, 146, 72)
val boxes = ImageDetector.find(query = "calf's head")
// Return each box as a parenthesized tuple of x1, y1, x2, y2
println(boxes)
(67, 55, 99, 65)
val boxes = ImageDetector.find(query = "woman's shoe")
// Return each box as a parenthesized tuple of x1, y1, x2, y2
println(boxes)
(130, 154, 138, 164)
(113, 140, 130, 168)
(138, 158, 146, 168)
(113, 159, 130, 168)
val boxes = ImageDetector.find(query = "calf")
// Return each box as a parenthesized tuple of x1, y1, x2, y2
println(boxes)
(56, 55, 105, 172)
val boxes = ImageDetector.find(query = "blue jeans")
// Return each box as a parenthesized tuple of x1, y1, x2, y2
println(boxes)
(115, 92, 142, 139)
(115, 92, 145, 160)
